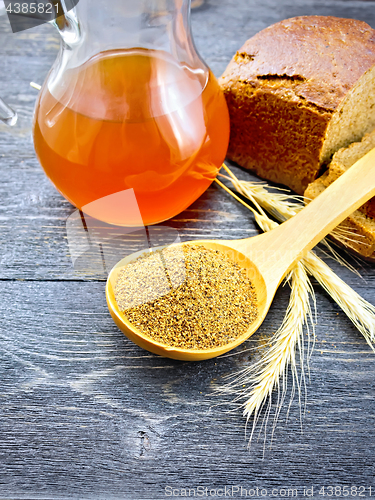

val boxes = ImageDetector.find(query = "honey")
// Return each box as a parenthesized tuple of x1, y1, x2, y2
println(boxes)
(33, 49, 230, 225)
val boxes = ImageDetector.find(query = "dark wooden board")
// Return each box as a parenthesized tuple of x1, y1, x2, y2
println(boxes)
(0, 280, 374, 500)
(0, 1, 375, 499)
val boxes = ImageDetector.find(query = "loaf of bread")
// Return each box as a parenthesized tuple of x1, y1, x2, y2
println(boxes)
(305, 130, 375, 260)
(220, 16, 375, 195)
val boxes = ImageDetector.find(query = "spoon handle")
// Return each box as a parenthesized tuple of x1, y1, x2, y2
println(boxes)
(234, 146, 375, 290)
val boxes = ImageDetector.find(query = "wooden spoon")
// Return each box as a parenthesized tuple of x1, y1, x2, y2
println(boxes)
(106, 148, 375, 361)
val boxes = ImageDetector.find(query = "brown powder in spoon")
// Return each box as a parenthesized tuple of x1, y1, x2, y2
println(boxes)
(114, 244, 258, 350)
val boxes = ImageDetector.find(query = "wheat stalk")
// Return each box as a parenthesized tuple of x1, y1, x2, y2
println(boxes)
(217, 262, 314, 450)
(218, 165, 375, 346)
(219, 168, 302, 221)
(220, 164, 359, 249)
(246, 263, 314, 442)
(303, 253, 375, 351)
(214, 177, 315, 447)
(214, 165, 375, 447)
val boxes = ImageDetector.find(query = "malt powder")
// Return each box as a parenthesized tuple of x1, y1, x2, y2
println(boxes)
(114, 244, 258, 350)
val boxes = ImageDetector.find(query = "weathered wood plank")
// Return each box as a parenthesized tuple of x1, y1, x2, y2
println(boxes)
(0, 281, 374, 499)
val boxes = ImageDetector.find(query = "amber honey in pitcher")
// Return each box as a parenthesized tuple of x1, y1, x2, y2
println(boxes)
(33, 48, 230, 225)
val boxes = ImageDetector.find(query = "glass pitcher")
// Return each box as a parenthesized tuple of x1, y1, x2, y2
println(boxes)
(33, 0, 230, 226)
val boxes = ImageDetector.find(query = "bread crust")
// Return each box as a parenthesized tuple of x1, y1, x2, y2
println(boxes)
(221, 16, 375, 110)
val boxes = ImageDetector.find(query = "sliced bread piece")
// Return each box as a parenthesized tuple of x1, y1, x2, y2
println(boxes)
(305, 131, 375, 258)
(320, 130, 375, 220)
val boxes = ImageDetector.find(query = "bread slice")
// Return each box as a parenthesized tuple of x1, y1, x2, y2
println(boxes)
(319, 131, 375, 220)
(220, 16, 375, 195)
(305, 130, 375, 259)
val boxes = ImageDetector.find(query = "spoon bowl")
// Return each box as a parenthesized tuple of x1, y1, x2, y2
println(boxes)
(106, 240, 268, 360)
(106, 147, 375, 361)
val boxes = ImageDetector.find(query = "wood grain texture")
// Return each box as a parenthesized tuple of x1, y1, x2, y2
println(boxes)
(0, 1, 375, 499)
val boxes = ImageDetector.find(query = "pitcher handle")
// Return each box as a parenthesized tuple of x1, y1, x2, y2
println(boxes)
(51, 5, 81, 48)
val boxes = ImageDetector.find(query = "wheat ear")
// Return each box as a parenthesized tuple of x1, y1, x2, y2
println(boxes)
(216, 262, 314, 450)
(214, 168, 375, 447)
(247, 263, 314, 443)
(220, 164, 360, 255)
(303, 253, 375, 351)
(218, 165, 375, 350)
(214, 178, 316, 447)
